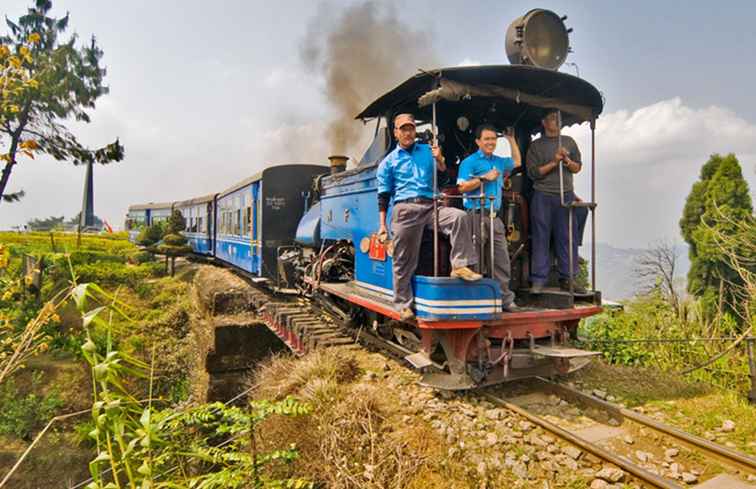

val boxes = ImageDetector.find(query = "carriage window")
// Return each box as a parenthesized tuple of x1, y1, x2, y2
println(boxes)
(197, 216, 203, 233)
(243, 206, 251, 235)
(236, 209, 242, 235)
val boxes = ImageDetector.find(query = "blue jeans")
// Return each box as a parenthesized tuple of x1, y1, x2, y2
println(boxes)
(530, 190, 580, 285)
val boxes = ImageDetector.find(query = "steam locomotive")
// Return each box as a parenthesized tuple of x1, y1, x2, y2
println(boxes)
(126, 9, 604, 389)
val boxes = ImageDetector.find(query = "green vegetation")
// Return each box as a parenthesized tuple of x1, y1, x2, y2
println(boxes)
(0, 0, 124, 202)
(0, 374, 63, 439)
(157, 210, 192, 277)
(680, 153, 753, 320)
(0, 232, 313, 487)
(580, 291, 750, 393)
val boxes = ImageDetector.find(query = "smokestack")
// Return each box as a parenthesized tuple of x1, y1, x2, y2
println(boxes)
(328, 155, 348, 174)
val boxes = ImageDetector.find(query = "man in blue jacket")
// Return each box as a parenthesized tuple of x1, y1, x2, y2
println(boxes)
(377, 113, 481, 322)
(457, 124, 521, 312)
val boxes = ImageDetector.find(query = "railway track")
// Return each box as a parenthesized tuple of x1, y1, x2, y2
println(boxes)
(484, 379, 756, 488)
(220, 263, 756, 488)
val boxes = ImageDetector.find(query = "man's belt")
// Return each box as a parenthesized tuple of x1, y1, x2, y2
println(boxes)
(395, 197, 433, 205)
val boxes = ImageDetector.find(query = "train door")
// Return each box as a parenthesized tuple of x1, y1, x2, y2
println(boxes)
(251, 182, 261, 276)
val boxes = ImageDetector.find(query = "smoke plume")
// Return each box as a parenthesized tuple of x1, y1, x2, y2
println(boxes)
(301, 1, 438, 157)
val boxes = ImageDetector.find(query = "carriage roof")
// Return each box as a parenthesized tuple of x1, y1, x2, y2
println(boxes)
(356, 64, 604, 132)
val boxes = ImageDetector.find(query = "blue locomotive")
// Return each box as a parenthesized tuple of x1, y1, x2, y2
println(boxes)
(126, 9, 606, 389)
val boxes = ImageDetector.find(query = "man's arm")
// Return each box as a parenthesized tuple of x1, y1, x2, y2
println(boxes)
(376, 160, 393, 239)
(504, 131, 522, 167)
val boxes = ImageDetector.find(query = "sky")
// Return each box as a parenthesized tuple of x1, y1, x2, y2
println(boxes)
(1, 0, 755, 249)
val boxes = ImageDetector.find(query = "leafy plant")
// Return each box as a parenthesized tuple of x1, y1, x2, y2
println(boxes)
(0, 372, 63, 439)
(72, 281, 313, 489)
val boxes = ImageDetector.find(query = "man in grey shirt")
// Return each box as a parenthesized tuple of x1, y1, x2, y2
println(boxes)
(526, 108, 586, 294)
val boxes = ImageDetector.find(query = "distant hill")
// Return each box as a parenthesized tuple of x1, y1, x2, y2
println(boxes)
(586, 242, 690, 301)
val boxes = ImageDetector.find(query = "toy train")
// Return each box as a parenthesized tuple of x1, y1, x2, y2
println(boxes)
(127, 12, 606, 389)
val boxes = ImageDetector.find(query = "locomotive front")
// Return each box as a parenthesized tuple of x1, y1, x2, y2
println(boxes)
(291, 9, 606, 389)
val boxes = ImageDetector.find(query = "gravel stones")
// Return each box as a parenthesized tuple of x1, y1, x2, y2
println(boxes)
(681, 472, 698, 484)
(519, 420, 535, 432)
(664, 447, 679, 458)
(635, 450, 652, 462)
(562, 446, 582, 460)
(595, 466, 625, 483)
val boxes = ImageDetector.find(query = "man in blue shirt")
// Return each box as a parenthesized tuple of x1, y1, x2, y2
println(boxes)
(457, 124, 521, 311)
(377, 113, 481, 322)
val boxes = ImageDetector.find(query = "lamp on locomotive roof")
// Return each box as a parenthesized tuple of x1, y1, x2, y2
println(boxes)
(505, 8, 572, 71)
(328, 155, 348, 175)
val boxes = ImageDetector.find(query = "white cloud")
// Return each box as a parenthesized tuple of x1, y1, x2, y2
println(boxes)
(563, 98, 756, 248)
(457, 58, 481, 67)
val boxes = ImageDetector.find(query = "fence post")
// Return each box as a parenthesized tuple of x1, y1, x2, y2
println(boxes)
(747, 337, 756, 405)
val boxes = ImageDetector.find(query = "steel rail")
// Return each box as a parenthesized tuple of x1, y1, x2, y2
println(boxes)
(482, 392, 681, 489)
(537, 378, 756, 477)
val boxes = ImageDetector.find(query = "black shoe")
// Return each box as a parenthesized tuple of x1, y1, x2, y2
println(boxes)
(559, 279, 587, 294)
(531, 283, 544, 294)
(502, 303, 522, 313)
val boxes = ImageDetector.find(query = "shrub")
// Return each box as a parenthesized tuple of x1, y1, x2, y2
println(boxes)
(127, 249, 156, 264)
(0, 374, 64, 440)
(136, 223, 164, 246)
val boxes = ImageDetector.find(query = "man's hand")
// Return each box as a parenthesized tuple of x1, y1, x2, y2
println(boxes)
(431, 144, 446, 171)
(377, 225, 389, 243)
(480, 168, 500, 182)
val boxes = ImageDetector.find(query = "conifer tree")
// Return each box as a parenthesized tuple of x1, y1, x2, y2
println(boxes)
(680, 153, 754, 320)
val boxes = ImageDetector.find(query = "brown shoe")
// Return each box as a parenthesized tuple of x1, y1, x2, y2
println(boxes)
(399, 307, 415, 322)
(450, 266, 483, 282)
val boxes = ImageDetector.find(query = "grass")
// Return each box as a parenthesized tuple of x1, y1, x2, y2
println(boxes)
(573, 360, 756, 456)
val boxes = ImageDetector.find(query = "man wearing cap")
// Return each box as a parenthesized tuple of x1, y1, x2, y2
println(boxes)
(457, 124, 521, 312)
(526, 108, 586, 294)
(377, 113, 482, 322)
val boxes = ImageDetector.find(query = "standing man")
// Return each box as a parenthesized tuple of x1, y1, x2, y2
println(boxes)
(526, 108, 586, 294)
(377, 113, 482, 322)
(457, 124, 521, 312)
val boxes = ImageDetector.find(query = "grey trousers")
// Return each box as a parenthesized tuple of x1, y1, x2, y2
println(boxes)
(391, 201, 477, 310)
(471, 212, 516, 307)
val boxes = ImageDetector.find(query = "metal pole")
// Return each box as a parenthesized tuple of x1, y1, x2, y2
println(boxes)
(590, 120, 597, 293)
(479, 187, 485, 275)
(568, 207, 574, 295)
(432, 102, 439, 277)
(557, 110, 566, 207)
(489, 196, 495, 280)
(747, 338, 756, 405)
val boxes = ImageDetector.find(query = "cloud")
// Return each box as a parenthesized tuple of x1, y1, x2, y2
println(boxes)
(565, 97, 756, 167)
(562, 98, 756, 248)
(457, 58, 481, 67)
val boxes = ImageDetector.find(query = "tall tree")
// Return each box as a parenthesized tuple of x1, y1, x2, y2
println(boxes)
(0, 0, 124, 203)
(681, 153, 754, 320)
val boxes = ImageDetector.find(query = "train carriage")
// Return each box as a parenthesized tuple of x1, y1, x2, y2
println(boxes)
(125, 202, 173, 243)
(175, 194, 215, 255)
(214, 164, 328, 282)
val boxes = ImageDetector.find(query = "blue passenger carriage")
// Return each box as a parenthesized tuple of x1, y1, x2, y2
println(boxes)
(175, 194, 215, 255)
(215, 164, 328, 281)
(125, 202, 173, 243)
